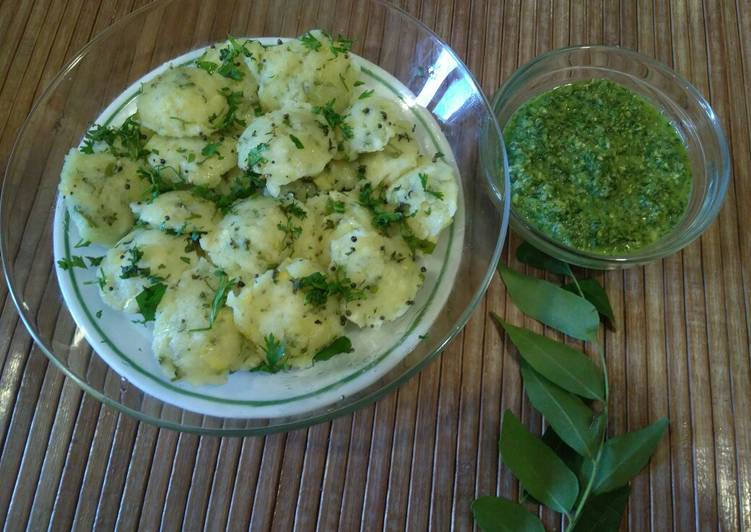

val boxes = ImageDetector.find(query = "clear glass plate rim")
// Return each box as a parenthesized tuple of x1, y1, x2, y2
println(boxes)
(0, 0, 511, 435)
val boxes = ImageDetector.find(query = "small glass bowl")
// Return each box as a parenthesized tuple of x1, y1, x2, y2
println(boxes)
(488, 45, 730, 269)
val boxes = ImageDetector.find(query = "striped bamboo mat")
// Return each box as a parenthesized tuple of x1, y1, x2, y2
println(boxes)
(0, 0, 749, 530)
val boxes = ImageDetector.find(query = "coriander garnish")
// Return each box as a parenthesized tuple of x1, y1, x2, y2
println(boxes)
(254, 333, 288, 373)
(134, 282, 167, 322)
(292, 271, 366, 307)
(189, 270, 236, 332)
(289, 134, 304, 150)
(418, 172, 444, 200)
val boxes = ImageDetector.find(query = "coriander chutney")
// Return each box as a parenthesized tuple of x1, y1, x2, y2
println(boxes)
(504, 78, 692, 255)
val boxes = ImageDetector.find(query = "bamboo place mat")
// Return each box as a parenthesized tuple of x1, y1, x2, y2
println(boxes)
(0, 0, 749, 530)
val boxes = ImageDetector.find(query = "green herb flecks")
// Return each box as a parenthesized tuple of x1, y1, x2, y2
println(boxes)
(86, 256, 104, 267)
(276, 200, 305, 250)
(254, 333, 288, 373)
(197, 36, 253, 81)
(79, 115, 149, 160)
(299, 32, 322, 52)
(191, 169, 265, 213)
(418, 172, 444, 200)
(358, 183, 403, 231)
(358, 89, 375, 100)
(214, 88, 246, 132)
(327, 33, 352, 56)
(189, 270, 236, 332)
(120, 247, 150, 279)
(312, 99, 353, 139)
(292, 271, 366, 307)
(201, 142, 221, 158)
(326, 198, 346, 214)
(57, 256, 87, 270)
(246, 143, 269, 169)
(289, 134, 304, 150)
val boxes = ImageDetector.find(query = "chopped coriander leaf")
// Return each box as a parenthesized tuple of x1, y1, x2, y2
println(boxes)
(329, 35, 353, 56)
(254, 333, 288, 373)
(312, 99, 353, 139)
(281, 200, 306, 219)
(200, 37, 252, 81)
(277, 218, 303, 250)
(191, 170, 265, 214)
(401, 224, 436, 254)
(189, 270, 236, 331)
(326, 198, 346, 214)
(314, 336, 354, 361)
(293, 271, 366, 307)
(358, 89, 375, 100)
(138, 165, 186, 199)
(86, 256, 104, 267)
(299, 32, 322, 51)
(356, 164, 366, 180)
(184, 231, 202, 253)
(57, 256, 87, 270)
(179, 256, 191, 264)
(73, 238, 91, 248)
(358, 183, 403, 230)
(135, 282, 167, 322)
(338, 72, 349, 90)
(195, 60, 219, 74)
(201, 142, 221, 157)
(418, 172, 444, 200)
(373, 210, 404, 228)
(214, 88, 246, 131)
(120, 247, 151, 279)
(432, 150, 445, 163)
(246, 143, 269, 168)
(217, 61, 243, 81)
(289, 134, 305, 150)
(97, 267, 107, 290)
(353, 80, 365, 87)
(80, 115, 148, 160)
(95, 310, 103, 319)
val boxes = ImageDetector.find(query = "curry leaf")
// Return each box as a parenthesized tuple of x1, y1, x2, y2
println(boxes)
(314, 336, 353, 361)
(500, 410, 579, 514)
(522, 426, 587, 505)
(591, 418, 669, 494)
(471, 496, 545, 532)
(498, 265, 599, 341)
(516, 241, 574, 277)
(570, 485, 630, 532)
(491, 315, 605, 401)
(563, 278, 616, 328)
(520, 362, 600, 458)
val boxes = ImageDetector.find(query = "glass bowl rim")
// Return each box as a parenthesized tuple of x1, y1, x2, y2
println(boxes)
(490, 44, 731, 269)
(0, 0, 511, 435)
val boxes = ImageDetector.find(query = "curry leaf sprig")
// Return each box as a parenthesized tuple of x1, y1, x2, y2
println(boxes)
(472, 242, 668, 532)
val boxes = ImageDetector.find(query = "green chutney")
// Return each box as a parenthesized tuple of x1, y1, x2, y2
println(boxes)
(504, 78, 692, 255)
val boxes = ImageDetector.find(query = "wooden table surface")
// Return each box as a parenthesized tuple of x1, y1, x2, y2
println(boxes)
(1, 0, 749, 530)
